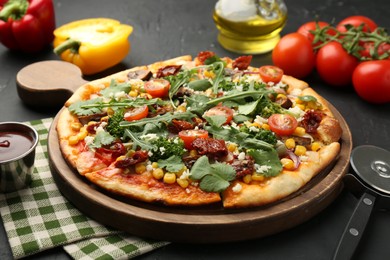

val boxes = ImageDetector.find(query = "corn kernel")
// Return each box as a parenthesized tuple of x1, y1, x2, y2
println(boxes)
(87, 121, 97, 126)
(107, 108, 115, 116)
(295, 98, 304, 104)
(131, 84, 140, 91)
(306, 101, 318, 110)
(152, 168, 164, 179)
(281, 158, 295, 170)
(261, 123, 270, 130)
(163, 172, 177, 184)
(311, 142, 321, 152)
(68, 136, 79, 145)
(228, 143, 237, 152)
(204, 70, 215, 78)
(251, 173, 265, 182)
(294, 145, 307, 156)
(251, 122, 261, 128)
(177, 178, 189, 188)
(135, 163, 146, 174)
(189, 150, 198, 157)
(116, 156, 126, 162)
(176, 105, 187, 113)
(293, 127, 306, 136)
(76, 130, 88, 140)
(139, 93, 152, 99)
(71, 122, 82, 131)
(243, 174, 252, 184)
(296, 104, 306, 110)
(285, 138, 296, 149)
(129, 90, 138, 97)
(151, 162, 159, 168)
(276, 93, 287, 100)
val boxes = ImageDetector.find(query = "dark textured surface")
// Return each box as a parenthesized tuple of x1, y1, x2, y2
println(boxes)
(0, 0, 389, 259)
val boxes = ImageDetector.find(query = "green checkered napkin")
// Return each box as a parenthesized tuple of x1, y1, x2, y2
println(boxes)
(0, 118, 168, 259)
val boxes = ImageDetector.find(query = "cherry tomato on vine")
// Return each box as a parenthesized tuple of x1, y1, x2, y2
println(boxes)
(297, 21, 336, 47)
(336, 15, 378, 33)
(203, 106, 234, 124)
(272, 33, 316, 79)
(352, 60, 390, 104)
(316, 41, 359, 87)
(178, 129, 209, 150)
(268, 114, 298, 136)
(124, 105, 149, 121)
(144, 78, 170, 98)
(258, 65, 284, 83)
(359, 42, 390, 60)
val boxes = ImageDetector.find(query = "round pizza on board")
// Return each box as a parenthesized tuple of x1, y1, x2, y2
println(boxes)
(56, 51, 342, 208)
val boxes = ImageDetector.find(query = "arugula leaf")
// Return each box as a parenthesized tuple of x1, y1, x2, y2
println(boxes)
(187, 79, 212, 91)
(69, 97, 163, 116)
(157, 155, 184, 172)
(190, 156, 236, 193)
(238, 99, 260, 115)
(185, 94, 211, 115)
(124, 129, 156, 150)
(68, 98, 105, 116)
(203, 115, 226, 128)
(120, 111, 195, 128)
(210, 61, 225, 94)
(90, 131, 115, 149)
(100, 79, 132, 98)
(247, 149, 282, 177)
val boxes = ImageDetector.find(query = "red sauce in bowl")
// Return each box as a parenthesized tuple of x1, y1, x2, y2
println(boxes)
(0, 131, 34, 162)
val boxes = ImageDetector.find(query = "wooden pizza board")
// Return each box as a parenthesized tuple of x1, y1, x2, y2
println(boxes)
(48, 104, 352, 243)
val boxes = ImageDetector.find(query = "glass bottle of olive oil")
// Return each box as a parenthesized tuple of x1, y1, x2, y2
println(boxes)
(213, 0, 287, 54)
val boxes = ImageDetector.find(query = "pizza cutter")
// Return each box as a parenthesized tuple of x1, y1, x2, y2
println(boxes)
(333, 145, 390, 260)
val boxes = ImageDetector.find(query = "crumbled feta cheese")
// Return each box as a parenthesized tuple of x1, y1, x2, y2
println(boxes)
(237, 152, 246, 161)
(185, 188, 191, 194)
(159, 147, 166, 155)
(114, 91, 127, 101)
(300, 155, 309, 162)
(84, 136, 94, 146)
(179, 169, 190, 180)
(146, 164, 153, 172)
(254, 115, 268, 125)
(236, 85, 243, 92)
(255, 164, 272, 174)
(140, 133, 158, 141)
(148, 151, 154, 157)
(288, 106, 305, 121)
(232, 183, 242, 193)
(249, 126, 260, 132)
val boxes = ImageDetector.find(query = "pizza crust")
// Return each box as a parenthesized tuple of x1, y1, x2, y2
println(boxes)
(222, 142, 340, 208)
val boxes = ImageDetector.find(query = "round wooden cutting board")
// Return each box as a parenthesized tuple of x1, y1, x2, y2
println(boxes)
(48, 104, 352, 243)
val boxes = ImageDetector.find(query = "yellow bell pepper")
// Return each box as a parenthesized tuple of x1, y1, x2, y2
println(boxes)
(53, 18, 133, 75)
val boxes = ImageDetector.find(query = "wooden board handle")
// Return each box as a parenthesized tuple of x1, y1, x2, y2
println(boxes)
(16, 60, 88, 107)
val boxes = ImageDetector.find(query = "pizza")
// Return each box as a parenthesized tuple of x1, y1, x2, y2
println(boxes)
(56, 51, 342, 208)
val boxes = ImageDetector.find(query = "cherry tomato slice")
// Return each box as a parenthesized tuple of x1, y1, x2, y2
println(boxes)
(178, 129, 209, 150)
(258, 65, 284, 83)
(144, 78, 170, 98)
(203, 106, 234, 124)
(124, 105, 149, 121)
(268, 114, 298, 136)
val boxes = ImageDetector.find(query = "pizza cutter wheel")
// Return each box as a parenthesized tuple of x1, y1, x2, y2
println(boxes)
(333, 145, 390, 260)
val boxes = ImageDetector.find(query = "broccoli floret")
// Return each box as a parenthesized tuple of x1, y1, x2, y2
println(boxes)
(240, 125, 277, 146)
(256, 96, 282, 118)
(149, 137, 185, 162)
(106, 109, 125, 138)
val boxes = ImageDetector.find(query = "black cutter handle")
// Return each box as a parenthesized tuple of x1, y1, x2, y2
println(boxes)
(333, 192, 376, 260)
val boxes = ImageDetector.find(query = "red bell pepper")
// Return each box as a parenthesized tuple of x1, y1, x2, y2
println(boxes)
(0, 0, 55, 53)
